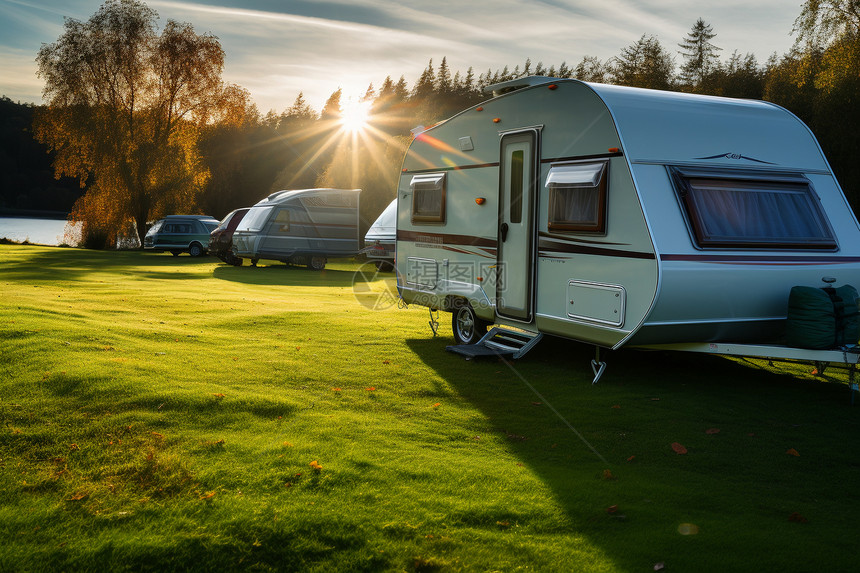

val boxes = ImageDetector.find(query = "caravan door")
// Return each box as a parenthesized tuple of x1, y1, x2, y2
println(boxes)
(496, 130, 538, 322)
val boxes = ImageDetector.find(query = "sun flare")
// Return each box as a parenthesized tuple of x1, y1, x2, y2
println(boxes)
(340, 99, 372, 133)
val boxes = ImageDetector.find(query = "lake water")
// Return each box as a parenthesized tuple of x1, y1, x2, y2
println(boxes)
(0, 217, 81, 246)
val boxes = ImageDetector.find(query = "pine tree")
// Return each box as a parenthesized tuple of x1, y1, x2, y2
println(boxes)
(394, 76, 409, 101)
(678, 18, 721, 87)
(614, 34, 676, 90)
(412, 59, 436, 100)
(320, 88, 342, 121)
(436, 57, 452, 95)
(362, 83, 376, 101)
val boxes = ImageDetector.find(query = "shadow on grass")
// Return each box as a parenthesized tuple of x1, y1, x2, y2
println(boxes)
(212, 262, 364, 288)
(0, 245, 216, 282)
(406, 334, 858, 572)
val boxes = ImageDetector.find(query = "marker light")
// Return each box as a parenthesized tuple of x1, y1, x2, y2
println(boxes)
(475, 197, 486, 205)
(608, 147, 620, 153)
(477, 276, 484, 282)
(548, 84, 558, 90)
(476, 106, 484, 111)
(493, 118, 501, 123)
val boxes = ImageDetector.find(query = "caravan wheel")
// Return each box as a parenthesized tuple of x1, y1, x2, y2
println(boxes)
(452, 301, 489, 345)
(308, 256, 326, 271)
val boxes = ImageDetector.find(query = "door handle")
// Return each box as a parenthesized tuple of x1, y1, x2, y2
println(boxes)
(500, 222, 509, 242)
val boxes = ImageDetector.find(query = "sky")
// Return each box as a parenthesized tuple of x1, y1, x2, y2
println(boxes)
(0, 0, 804, 114)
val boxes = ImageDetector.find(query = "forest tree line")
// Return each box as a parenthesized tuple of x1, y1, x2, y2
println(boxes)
(2, 0, 859, 248)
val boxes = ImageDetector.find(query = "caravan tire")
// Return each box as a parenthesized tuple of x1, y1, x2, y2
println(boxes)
(452, 301, 489, 345)
(308, 256, 326, 271)
(188, 243, 204, 257)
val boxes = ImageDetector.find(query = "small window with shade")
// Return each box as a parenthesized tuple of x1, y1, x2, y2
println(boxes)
(411, 173, 446, 223)
(546, 161, 608, 233)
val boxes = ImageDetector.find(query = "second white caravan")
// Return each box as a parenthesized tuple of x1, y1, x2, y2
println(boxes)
(232, 188, 360, 270)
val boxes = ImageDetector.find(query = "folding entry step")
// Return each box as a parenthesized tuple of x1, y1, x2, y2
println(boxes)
(446, 327, 543, 360)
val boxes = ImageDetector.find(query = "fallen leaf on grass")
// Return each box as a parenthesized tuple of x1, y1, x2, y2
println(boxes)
(653, 563, 666, 571)
(671, 442, 688, 455)
(788, 512, 808, 523)
(68, 443, 79, 451)
(611, 404, 621, 409)
(151, 432, 164, 439)
(67, 491, 89, 502)
(786, 448, 800, 457)
(626, 455, 636, 462)
(431, 402, 441, 408)
(200, 491, 216, 501)
(365, 387, 376, 391)
(382, 360, 390, 365)
(678, 523, 699, 535)
(606, 505, 619, 514)
(331, 387, 342, 392)
(213, 393, 225, 400)
(309, 460, 323, 471)
(602, 469, 616, 481)
(705, 428, 720, 434)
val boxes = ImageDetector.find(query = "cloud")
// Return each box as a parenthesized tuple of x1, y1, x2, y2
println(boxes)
(0, 48, 44, 103)
(0, 0, 803, 112)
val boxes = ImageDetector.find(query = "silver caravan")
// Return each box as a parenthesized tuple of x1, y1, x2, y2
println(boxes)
(232, 188, 360, 270)
(364, 199, 397, 270)
(395, 77, 860, 377)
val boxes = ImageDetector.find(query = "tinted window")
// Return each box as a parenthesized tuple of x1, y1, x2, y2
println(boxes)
(672, 168, 836, 249)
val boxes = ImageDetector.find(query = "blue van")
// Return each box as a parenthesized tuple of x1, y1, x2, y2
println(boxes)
(144, 215, 219, 256)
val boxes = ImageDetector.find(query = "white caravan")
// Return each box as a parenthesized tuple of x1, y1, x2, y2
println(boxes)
(364, 199, 397, 270)
(395, 77, 860, 379)
(232, 188, 360, 270)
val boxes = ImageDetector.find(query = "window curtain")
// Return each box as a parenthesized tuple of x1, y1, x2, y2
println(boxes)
(690, 181, 828, 242)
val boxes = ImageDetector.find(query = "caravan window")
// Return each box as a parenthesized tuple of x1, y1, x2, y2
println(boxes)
(273, 209, 290, 232)
(672, 168, 836, 249)
(411, 173, 446, 223)
(237, 206, 274, 232)
(546, 161, 608, 233)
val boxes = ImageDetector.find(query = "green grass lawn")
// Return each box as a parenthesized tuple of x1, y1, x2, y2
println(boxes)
(1, 244, 858, 572)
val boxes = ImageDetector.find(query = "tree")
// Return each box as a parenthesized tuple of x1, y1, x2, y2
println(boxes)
(320, 88, 343, 121)
(412, 59, 436, 101)
(704, 51, 763, 99)
(793, 0, 860, 48)
(573, 55, 613, 83)
(613, 34, 676, 90)
(678, 18, 721, 87)
(34, 0, 248, 247)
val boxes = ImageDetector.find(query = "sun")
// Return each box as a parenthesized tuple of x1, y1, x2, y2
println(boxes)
(339, 98, 372, 133)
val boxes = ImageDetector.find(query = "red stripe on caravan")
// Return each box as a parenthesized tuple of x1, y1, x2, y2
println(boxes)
(660, 254, 860, 265)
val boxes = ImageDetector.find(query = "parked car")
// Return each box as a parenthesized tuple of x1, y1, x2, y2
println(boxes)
(144, 215, 220, 256)
(209, 208, 249, 265)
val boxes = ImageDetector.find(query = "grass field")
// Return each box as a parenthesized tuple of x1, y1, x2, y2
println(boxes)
(1, 244, 859, 572)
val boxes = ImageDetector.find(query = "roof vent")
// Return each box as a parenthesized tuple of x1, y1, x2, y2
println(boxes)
(483, 76, 562, 97)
